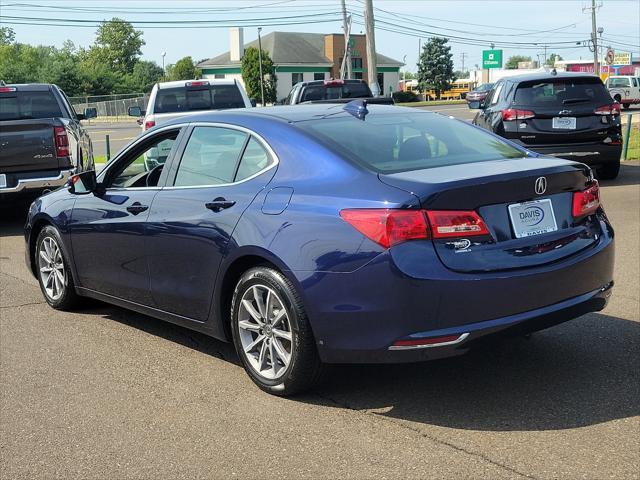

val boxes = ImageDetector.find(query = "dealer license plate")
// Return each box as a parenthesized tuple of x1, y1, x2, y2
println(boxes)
(508, 199, 558, 238)
(552, 117, 576, 129)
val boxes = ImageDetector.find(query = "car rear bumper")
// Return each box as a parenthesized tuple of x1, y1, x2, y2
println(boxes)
(0, 168, 73, 196)
(297, 216, 614, 364)
(519, 143, 621, 167)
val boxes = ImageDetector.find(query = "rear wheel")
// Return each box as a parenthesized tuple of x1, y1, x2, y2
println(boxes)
(622, 103, 630, 110)
(35, 226, 80, 310)
(596, 161, 621, 180)
(231, 266, 324, 396)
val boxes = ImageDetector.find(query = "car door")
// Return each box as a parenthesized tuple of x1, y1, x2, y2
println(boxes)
(145, 124, 277, 321)
(68, 127, 185, 304)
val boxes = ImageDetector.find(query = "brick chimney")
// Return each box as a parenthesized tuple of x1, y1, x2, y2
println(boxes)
(230, 27, 244, 62)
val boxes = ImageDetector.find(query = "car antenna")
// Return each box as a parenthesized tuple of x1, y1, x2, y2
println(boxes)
(343, 99, 369, 120)
(551, 68, 557, 76)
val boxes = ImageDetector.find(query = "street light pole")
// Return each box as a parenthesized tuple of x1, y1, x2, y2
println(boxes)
(257, 28, 265, 106)
(161, 51, 166, 81)
(364, 0, 379, 96)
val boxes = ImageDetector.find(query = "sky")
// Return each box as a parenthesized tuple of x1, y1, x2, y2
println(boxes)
(2, 0, 639, 72)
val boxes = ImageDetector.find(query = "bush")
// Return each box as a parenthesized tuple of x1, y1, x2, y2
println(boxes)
(392, 90, 419, 103)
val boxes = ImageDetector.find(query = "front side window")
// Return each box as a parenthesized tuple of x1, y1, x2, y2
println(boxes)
(107, 131, 179, 188)
(297, 112, 524, 173)
(174, 127, 248, 187)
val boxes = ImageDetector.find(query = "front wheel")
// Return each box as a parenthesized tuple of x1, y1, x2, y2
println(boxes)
(231, 267, 324, 396)
(35, 226, 80, 310)
(596, 161, 621, 180)
(622, 103, 630, 110)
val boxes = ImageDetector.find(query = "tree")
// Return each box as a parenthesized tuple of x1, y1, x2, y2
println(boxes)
(417, 37, 455, 99)
(0, 26, 15, 45)
(505, 55, 532, 69)
(545, 53, 563, 67)
(400, 70, 416, 80)
(166, 56, 200, 81)
(92, 18, 144, 74)
(127, 60, 164, 92)
(241, 47, 277, 104)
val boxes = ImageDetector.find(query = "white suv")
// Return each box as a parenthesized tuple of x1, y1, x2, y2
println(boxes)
(604, 75, 640, 109)
(129, 79, 253, 132)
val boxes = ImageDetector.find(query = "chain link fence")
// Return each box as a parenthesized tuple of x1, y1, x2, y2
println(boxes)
(68, 93, 150, 119)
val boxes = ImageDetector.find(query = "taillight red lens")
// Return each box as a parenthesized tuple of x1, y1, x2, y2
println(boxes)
(53, 126, 69, 157)
(595, 103, 621, 115)
(0, 86, 17, 93)
(572, 182, 600, 218)
(340, 209, 429, 248)
(426, 210, 490, 238)
(502, 109, 535, 121)
(144, 119, 156, 130)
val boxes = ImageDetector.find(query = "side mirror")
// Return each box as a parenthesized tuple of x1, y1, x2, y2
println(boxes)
(84, 107, 97, 119)
(250, 98, 257, 107)
(468, 101, 481, 110)
(128, 106, 143, 117)
(67, 170, 98, 195)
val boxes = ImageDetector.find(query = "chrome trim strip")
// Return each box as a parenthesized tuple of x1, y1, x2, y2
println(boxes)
(0, 169, 74, 193)
(388, 332, 470, 351)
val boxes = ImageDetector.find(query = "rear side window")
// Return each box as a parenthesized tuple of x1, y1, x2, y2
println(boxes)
(632, 78, 638, 87)
(0, 90, 62, 121)
(235, 137, 272, 182)
(297, 112, 524, 173)
(174, 127, 248, 187)
(154, 85, 245, 113)
(515, 78, 611, 108)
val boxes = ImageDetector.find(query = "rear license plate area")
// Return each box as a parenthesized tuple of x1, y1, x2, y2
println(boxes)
(508, 199, 558, 238)
(552, 117, 576, 129)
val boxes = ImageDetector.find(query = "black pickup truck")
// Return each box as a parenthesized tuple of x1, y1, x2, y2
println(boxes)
(281, 79, 395, 105)
(0, 83, 96, 200)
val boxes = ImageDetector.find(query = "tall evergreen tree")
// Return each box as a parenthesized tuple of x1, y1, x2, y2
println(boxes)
(417, 37, 455, 99)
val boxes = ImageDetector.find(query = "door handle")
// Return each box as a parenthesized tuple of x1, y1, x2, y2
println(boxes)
(126, 202, 149, 215)
(205, 197, 236, 212)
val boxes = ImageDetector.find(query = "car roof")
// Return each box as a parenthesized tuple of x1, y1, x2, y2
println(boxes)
(502, 71, 604, 83)
(162, 103, 428, 126)
(2, 83, 54, 91)
(298, 79, 367, 87)
(157, 79, 237, 89)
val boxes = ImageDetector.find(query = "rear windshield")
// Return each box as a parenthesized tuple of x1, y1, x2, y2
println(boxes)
(154, 85, 245, 113)
(0, 90, 63, 121)
(297, 112, 525, 173)
(514, 77, 611, 108)
(300, 83, 371, 102)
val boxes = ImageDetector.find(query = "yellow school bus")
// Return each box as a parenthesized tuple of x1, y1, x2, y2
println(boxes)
(423, 79, 476, 100)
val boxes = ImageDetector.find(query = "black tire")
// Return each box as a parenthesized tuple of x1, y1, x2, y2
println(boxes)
(622, 103, 630, 110)
(35, 225, 80, 310)
(230, 266, 324, 396)
(596, 161, 621, 180)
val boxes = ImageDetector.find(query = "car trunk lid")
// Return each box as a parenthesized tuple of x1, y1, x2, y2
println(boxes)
(379, 157, 601, 273)
(0, 118, 59, 173)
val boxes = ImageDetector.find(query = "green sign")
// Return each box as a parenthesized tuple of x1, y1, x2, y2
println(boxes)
(482, 49, 503, 69)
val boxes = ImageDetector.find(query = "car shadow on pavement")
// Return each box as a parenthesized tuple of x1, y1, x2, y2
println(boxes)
(300, 312, 640, 432)
(600, 161, 640, 187)
(0, 200, 31, 237)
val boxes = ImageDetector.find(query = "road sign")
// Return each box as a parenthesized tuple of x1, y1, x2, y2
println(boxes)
(482, 49, 503, 69)
(613, 51, 632, 66)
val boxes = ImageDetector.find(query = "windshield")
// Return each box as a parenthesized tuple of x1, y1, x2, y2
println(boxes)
(297, 112, 525, 173)
(154, 85, 245, 113)
(300, 83, 371, 102)
(0, 91, 62, 121)
(514, 77, 611, 107)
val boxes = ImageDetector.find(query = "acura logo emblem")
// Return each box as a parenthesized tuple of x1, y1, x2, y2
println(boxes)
(535, 177, 547, 195)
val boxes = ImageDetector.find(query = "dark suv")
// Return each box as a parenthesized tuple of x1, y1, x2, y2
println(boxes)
(470, 72, 622, 179)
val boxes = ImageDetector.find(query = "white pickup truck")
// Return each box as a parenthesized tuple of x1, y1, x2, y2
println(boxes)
(604, 75, 640, 109)
(129, 79, 253, 131)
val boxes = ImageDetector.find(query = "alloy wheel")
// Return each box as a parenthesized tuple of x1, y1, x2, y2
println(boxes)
(237, 284, 293, 380)
(38, 236, 66, 301)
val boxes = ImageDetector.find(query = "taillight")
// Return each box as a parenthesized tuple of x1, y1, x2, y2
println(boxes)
(0, 86, 17, 93)
(572, 181, 600, 218)
(594, 103, 621, 116)
(425, 210, 490, 238)
(339, 209, 429, 248)
(186, 80, 209, 87)
(53, 126, 69, 157)
(324, 79, 345, 86)
(502, 109, 535, 121)
(144, 118, 156, 130)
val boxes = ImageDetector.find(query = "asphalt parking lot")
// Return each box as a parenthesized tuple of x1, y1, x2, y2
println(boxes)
(2, 139, 639, 478)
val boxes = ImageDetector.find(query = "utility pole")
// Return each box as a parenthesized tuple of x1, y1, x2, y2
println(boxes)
(340, 0, 352, 79)
(257, 27, 265, 106)
(364, 0, 380, 96)
(460, 52, 467, 75)
(584, 0, 601, 76)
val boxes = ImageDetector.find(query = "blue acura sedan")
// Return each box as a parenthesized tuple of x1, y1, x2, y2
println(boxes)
(25, 102, 614, 395)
